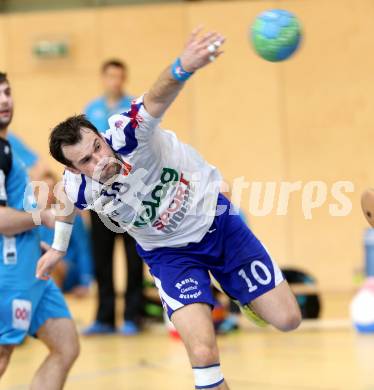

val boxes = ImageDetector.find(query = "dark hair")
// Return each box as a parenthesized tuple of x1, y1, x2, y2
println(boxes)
(101, 59, 127, 74)
(0, 72, 9, 84)
(49, 114, 99, 167)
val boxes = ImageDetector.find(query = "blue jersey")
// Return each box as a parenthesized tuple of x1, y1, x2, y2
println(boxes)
(0, 137, 43, 291)
(84, 95, 133, 132)
(7, 133, 38, 169)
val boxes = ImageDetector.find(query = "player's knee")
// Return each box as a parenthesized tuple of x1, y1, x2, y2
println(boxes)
(70, 337, 80, 363)
(62, 335, 80, 368)
(275, 307, 302, 332)
(52, 334, 80, 370)
(190, 343, 219, 367)
(60, 344, 80, 370)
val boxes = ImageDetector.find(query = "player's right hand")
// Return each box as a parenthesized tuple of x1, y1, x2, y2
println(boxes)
(40, 209, 56, 229)
(36, 242, 65, 280)
(180, 27, 225, 73)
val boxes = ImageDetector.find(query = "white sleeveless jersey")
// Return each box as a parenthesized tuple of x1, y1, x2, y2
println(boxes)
(63, 96, 221, 250)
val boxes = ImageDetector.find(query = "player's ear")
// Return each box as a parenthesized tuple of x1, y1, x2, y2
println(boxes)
(65, 166, 80, 174)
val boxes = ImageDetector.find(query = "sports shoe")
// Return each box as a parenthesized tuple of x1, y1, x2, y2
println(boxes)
(217, 315, 239, 334)
(209, 272, 268, 328)
(119, 321, 140, 336)
(233, 300, 268, 327)
(82, 321, 116, 336)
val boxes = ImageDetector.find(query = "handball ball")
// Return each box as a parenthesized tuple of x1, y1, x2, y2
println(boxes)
(251, 9, 302, 62)
(350, 278, 374, 333)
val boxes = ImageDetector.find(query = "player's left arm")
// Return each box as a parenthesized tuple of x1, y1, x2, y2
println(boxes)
(143, 27, 225, 118)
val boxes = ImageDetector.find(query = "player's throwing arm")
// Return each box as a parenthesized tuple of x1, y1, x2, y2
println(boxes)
(143, 27, 225, 118)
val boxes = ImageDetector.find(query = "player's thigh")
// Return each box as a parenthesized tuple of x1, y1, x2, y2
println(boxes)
(213, 226, 301, 330)
(213, 243, 285, 308)
(151, 263, 216, 321)
(150, 263, 218, 364)
(250, 280, 301, 331)
(171, 303, 219, 366)
(214, 265, 301, 331)
(215, 206, 285, 305)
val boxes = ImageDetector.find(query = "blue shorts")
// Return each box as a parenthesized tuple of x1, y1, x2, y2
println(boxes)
(137, 194, 284, 319)
(0, 280, 71, 345)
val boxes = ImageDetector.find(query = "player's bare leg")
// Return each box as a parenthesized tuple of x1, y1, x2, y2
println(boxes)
(0, 345, 14, 377)
(171, 303, 230, 390)
(30, 318, 79, 390)
(250, 280, 301, 331)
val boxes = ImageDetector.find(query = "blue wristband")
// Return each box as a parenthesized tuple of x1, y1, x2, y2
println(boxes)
(171, 58, 194, 82)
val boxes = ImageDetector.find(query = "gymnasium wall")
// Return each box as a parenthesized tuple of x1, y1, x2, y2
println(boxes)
(0, 0, 372, 290)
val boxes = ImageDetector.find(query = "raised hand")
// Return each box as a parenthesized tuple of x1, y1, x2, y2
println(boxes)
(180, 27, 226, 73)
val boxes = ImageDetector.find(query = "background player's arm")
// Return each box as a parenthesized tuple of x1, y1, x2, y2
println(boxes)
(0, 206, 54, 236)
(143, 27, 225, 118)
(0, 140, 54, 235)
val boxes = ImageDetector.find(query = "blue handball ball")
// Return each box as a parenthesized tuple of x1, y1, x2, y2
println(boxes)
(251, 9, 302, 62)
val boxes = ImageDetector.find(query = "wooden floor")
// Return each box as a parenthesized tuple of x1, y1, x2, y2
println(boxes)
(2, 292, 374, 390)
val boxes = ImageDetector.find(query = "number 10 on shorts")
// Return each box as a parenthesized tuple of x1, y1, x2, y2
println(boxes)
(238, 261, 272, 292)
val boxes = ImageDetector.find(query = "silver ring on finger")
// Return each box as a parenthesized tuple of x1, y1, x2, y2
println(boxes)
(213, 40, 222, 49)
(207, 44, 216, 53)
(209, 55, 216, 62)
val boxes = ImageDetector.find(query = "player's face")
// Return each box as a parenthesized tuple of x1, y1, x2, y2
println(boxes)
(62, 128, 120, 182)
(0, 81, 14, 131)
(102, 66, 126, 97)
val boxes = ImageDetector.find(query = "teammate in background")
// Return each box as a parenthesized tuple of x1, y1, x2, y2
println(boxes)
(7, 132, 49, 181)
(38, 171, 93, 297)
(0, 72, 79, 388)
(84, 59, 144, 335)
(38, 29, 301, 390)
(85, 60, 133, 130)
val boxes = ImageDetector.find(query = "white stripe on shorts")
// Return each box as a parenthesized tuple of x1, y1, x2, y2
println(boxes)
(154, 276, 184, 311)
(261, 242, 284, 286)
